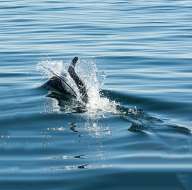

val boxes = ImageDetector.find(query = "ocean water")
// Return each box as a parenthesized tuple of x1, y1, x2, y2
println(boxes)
(0, 0, 192, 189)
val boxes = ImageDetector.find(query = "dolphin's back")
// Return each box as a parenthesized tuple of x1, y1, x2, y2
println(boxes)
(43, 76, 77, 98)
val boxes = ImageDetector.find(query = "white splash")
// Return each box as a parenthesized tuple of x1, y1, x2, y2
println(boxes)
(76, 59, 118, 117)
(37, 58, 118, 116)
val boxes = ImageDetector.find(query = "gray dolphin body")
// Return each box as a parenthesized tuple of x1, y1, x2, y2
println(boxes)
(43, 57, 88, 104)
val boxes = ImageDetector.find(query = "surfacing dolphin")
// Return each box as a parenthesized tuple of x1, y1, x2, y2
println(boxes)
(43, 57, 88, 104)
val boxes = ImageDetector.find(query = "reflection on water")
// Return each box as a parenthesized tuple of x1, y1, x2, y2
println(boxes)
(37, 57, 192, 174)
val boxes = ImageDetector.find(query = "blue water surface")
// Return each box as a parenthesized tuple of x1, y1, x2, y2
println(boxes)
(0, 0, 192, 189)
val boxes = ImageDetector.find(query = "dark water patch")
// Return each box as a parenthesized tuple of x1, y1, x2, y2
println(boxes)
(0, 171, 188, 190)
(0, 5, 28, 10)
(102, 89, 192, 115)
(7, 18, 36, 23)
(128, 122, 146, 133)
(165, 124, 191, 135)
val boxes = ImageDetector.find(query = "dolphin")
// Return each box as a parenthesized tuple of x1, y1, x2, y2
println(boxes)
(42, 57, 88, 104)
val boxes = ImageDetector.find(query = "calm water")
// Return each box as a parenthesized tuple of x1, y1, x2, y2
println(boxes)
(0, 0, 192, 189)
